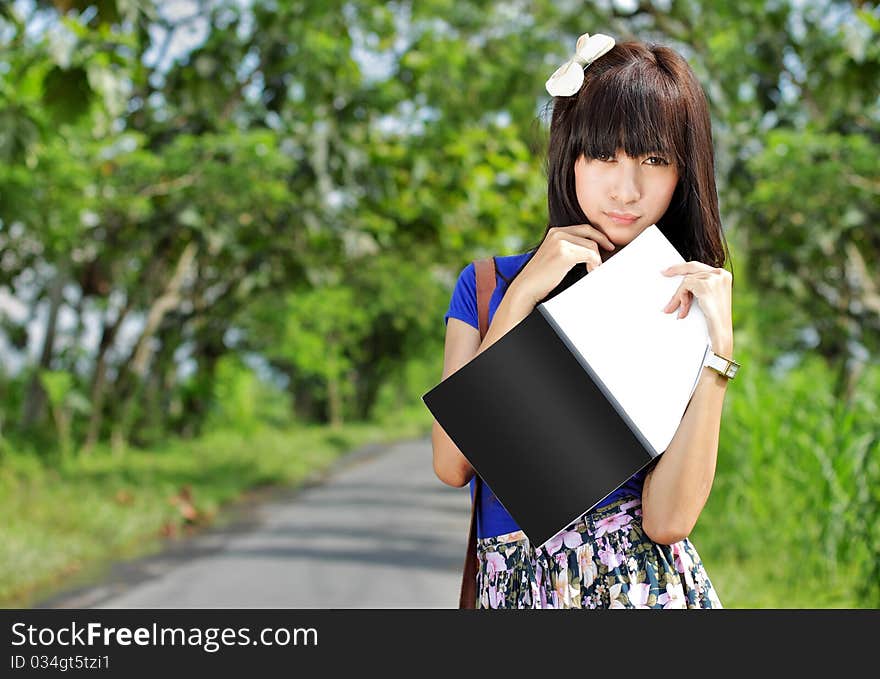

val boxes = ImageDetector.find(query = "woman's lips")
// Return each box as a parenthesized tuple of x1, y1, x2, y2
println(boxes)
(606, 212, 639, 224)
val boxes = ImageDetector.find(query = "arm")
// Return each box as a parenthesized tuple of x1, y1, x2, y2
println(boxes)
(640, 338, 732, 545)
(432, 283, 536, 487)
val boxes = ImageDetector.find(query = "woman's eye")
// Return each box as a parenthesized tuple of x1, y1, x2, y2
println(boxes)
(595, 153, 668, 165)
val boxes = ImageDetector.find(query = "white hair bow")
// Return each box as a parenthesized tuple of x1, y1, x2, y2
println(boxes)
(545, 32, 615, 97)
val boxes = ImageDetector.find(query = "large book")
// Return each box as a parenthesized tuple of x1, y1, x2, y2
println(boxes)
(423, 225, 714, 548)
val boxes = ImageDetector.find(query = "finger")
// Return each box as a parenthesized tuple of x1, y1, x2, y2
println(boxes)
(579, 249, 603, 274)
(663, 294, 681, 313)
(584, 253, 602, 273)
(663, 278, 689, 313)
(678, 292, 693, 318)
(556, 234, 603, 269)
(662, 261, 713, 276)
(561, 224, 616, 252)
(558, 233, 602, 254)
(663, 261, 710, 273)
(557, 236, 602, 272)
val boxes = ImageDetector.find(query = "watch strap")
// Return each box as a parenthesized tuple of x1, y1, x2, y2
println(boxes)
(704, 348, 740, 380)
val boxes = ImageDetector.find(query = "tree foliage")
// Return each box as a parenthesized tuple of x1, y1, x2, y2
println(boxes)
(0, 0, 877, 451)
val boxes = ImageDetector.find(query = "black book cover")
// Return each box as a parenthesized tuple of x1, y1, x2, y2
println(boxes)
(423, 301, 656, 549)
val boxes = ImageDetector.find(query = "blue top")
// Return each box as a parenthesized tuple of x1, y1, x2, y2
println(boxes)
(443, 251, 648, 540)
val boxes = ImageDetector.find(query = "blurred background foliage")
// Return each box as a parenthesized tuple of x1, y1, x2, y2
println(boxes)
(0, 0, 877, 607)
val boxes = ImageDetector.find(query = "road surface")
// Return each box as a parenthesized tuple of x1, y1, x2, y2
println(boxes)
(38, 437, 471, 609)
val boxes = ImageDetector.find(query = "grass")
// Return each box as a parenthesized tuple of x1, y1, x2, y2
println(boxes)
(695, 554, 865, 609)
(688, 355, 879, 609)
(1, 355, 877, 609)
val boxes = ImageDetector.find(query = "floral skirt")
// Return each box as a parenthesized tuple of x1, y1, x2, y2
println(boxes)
(474, 495, 722, 609)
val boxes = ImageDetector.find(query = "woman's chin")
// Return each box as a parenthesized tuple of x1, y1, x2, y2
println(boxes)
(602, 220, 651, 245)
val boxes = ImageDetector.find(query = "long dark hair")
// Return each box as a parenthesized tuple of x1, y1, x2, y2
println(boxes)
(500, 39, 732, 302)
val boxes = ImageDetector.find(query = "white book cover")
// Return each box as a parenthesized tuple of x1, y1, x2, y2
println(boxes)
(539, 224, 712, 456)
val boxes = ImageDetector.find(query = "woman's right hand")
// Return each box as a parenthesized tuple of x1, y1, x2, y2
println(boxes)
(511, 224, 616, 307)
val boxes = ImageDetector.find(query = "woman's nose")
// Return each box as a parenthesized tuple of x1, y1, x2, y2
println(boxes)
(609, 165, 641, 203)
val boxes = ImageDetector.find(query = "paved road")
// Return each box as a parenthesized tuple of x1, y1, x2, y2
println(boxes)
(38, 437, 471, 609)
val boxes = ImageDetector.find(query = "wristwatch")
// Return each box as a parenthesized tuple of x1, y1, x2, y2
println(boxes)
(703, 348, 740, 380)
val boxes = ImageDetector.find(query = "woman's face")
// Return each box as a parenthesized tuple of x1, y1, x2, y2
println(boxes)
(574, 150, 679, 256)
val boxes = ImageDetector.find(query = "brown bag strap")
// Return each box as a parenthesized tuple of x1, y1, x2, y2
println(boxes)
(458, 256, 496, 609)
(475, 258, 495, 339)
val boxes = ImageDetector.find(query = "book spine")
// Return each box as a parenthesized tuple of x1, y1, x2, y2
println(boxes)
(535, 304, 660, 458)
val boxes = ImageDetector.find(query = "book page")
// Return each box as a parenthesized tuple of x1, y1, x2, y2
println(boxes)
(539, 225, 711, 454)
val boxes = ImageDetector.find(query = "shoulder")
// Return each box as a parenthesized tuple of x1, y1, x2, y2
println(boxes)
(453, 261, 477, 291)
(453, 250, 534, 291)
(444, 251, 535, 329)
(495, 250, 535, 266)
(444, 262, 478, 329)
(493, 250, 536, 282)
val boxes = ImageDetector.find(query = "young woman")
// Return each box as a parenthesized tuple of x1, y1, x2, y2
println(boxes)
(432, 34, 736, 609)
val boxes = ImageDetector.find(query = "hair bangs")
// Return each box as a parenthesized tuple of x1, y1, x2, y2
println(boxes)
(571, 68, 686, 169)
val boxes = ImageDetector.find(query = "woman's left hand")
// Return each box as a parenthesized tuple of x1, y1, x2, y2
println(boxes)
(661, 262, 733, 355)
